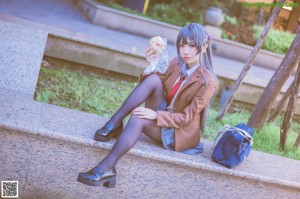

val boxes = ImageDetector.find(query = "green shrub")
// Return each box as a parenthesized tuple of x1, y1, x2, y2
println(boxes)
(96, 0, 205, 26)
(221, 20, 256, 46)
(224, 15, 238, 25)
(95, 0, 295, 55)
(148, 3, 187, 26)
(253, 25, 296, 54)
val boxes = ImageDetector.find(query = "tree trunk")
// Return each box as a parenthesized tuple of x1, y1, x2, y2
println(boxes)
(295, 133, 300, 148)
(267, 81, 294, 123)
(280, 63, 300, 150)
(268, 59, 300, 123)
(247, 28, 300, 129)
(216, 1, 283, 121)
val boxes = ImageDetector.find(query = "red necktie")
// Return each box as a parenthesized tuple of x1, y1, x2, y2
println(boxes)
(166, 74, 186, 105)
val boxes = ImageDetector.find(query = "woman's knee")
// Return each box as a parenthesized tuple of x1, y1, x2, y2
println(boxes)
(128, 114, 151, 128)
(142, 74, 163, 87)
(129, 114, 161, 141)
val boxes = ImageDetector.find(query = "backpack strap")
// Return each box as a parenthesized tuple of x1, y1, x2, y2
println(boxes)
(212, 125, 232, 150)
(212, 125, 253, 151)
(229, 126, 253, 146)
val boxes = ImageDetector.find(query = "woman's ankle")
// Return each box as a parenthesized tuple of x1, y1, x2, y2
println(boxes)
(95, 162, 115, 173)
(107, 117, 122, 128)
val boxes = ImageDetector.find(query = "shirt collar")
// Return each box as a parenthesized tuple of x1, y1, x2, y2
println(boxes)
(186, 64, 200, 78)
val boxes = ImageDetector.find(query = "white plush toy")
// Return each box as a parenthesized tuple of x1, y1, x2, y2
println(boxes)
(149, 36, 166, 54)
(142, 36, 169, 77)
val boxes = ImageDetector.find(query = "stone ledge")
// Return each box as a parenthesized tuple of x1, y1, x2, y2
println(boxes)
(0, 13, 290, 86)
(74, 0, 179, 44)
(74, 0, 285, 71)
(44, 35, 300, 115)
(1, 87, 300, 192)
(0, 20, 48, 98)
(4, 128, 300, 198)
(1, 18, 295, 115)
(45, 34, 147, 77)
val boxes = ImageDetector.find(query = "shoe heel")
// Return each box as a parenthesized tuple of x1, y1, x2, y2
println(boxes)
(112, 128, 122, 138)
(94, 123, 123, 142)
(103, 176, 116, 188)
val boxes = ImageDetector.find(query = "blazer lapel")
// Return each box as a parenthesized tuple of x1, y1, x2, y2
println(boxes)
(177, 67, 202, 96)
(167, 64, 181, 91)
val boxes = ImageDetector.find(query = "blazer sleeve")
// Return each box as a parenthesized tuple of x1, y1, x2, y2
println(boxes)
(156, 82, 217, 128)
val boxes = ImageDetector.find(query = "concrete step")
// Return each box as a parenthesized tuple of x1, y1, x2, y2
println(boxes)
(1, 13, 299, 115)
(0, 20, 48, 99)
(0, 0, 287, 71)
(1, 88, 300, 199)
(74, 0, 285, 71)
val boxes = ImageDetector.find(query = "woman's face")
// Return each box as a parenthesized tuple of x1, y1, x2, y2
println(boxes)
(179, 38, 200, 67)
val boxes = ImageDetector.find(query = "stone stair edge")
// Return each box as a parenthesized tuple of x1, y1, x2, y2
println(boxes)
(0, 14, 289, 92)
(45, 34, 275, 90)
(76, 0, 180, 29)
(76, 0, 285, 59)
(0, 14, 144, 58)
(1, 88, 300, 190)
(46, 33, 298, 102)
(2, 117, 300, 190)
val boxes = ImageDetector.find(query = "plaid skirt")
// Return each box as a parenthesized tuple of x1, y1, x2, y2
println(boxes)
(156, 98, 203, 155)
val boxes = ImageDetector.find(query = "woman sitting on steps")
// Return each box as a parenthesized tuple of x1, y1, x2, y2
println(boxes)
(77, 23, 219, 188)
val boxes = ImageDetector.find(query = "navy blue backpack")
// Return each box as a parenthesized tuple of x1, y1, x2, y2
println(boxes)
(212, 123, 254, 168)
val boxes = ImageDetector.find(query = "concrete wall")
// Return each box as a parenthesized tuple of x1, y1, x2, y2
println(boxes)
(0, 20, 47, 98)
(44, 34, 300, 116)
(211, 39, 285, 72)
(75, 0, 179, 44)
(2, 127, 300, 199)
(74, 0, 287, 72)
(1, 87, 300, 198)
(45, 35, 147, 77)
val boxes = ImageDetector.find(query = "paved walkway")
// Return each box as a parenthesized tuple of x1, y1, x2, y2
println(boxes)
(0, 0, 294, 90)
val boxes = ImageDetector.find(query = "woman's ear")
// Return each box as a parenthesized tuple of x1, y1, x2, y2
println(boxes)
(202, 43, 209, 54)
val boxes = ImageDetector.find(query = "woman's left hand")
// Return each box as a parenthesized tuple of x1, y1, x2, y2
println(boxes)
(132, 107, 158, 120)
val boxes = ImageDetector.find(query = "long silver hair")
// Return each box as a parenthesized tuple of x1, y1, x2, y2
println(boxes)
(176, 23, 218, 133)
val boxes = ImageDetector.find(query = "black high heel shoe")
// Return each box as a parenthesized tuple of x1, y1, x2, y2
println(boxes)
(77, 166, 117, 188)
(94, 122, 123, 142)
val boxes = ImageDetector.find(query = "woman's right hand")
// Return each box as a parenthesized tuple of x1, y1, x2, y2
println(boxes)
(132, 107, 158, 120)
(145, 47, 158, 63)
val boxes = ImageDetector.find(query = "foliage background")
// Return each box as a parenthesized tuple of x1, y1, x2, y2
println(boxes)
(96, 0, 296, 54)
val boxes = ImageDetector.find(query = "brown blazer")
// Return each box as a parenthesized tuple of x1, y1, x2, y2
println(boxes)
(156, 57, 218, 151)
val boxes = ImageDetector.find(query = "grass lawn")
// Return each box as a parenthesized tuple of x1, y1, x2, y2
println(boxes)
(35, 64, 138, 117)
(34, 64, 300, 160)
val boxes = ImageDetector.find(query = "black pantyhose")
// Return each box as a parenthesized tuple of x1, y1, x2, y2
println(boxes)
(108, 74, 164, 127)
(96, 74, 165, 172)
